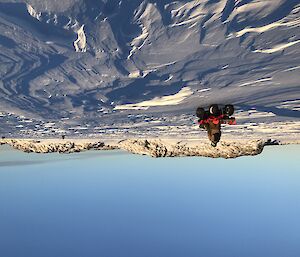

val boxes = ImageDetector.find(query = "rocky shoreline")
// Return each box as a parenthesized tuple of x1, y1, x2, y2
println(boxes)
(0, 139, 117, 153)
(0, 138, 282, 158)
(118, 139, 271, 158)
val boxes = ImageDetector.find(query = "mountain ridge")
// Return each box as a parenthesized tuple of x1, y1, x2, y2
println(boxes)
(0, 0, 299, 125)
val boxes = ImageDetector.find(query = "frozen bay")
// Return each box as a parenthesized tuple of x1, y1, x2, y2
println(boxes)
(0, 145, 299, 257)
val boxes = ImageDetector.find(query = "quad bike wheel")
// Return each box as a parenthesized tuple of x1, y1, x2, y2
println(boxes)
(224, 104, 234, 116)
(209, 104, 220, 116)
(196, 107, 205, 119)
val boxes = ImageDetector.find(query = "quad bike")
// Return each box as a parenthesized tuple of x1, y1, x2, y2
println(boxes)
(196, 104, 236, 126)
(196, 104, 236, 147)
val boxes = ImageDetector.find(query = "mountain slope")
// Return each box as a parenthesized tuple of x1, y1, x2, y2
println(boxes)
(0, 0, 299, 129)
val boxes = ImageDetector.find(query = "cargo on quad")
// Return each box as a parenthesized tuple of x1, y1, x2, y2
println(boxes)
(196, 104, 236, 147)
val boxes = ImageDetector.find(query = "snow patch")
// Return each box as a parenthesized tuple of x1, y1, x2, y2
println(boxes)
(115, 87, 193, 110)
(128, 70, 142, 78)
(235, 109, 276, 119)
(238, 78, 272, 87)
(233, 18, 300, 38)
(198, 88, 211, 92)
(127, 24, 149, 60)
(277, 100, 300, 111)
(74, 25, 87, 52)
(169, 1, 204, 27)
(283, 65, 300, 72)
(253, 40, 300, 54)
(26, 4, 41, 21)
(164, 74, 173, 82)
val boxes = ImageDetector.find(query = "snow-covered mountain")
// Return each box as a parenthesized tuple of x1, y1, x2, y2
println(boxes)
(0, 0, 299, 126)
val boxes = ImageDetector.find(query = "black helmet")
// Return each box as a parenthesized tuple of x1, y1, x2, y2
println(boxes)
(210, 132, 220, 147)
(212, 133, 221, 142)
(211, 142, 217, 147)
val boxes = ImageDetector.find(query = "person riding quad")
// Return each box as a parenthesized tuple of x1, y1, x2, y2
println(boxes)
(201, 120, 221, 147)
(196, 104, 235, 147)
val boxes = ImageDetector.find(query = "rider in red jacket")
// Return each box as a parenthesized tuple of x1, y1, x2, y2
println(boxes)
(197, 105, 235, 147)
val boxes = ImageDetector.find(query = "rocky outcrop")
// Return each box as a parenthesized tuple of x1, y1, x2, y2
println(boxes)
(0, 139, 116, 153)
(0, 138, 277, 158)
(118, 139, 266, 158)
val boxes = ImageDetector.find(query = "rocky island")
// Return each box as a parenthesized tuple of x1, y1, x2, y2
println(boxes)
(0, 138, 282, 159)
